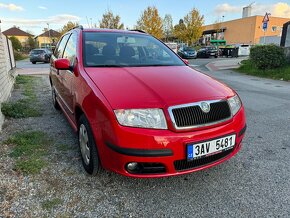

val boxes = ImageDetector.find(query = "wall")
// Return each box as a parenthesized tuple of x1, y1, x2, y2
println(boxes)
(0, 32, 16, 131)
(203, 16, 290, 45)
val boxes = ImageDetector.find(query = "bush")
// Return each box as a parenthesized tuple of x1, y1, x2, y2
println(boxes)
(14, 51, 28, 61)
(250, 44, 286, 70)
(9, 36, 22, 51)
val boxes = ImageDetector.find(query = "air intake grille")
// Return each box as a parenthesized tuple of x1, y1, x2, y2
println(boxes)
(174, 148, 233, 171)
(170, 100, 231, 129)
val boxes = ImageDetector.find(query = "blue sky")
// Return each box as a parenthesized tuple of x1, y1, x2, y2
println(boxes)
(0, 0, 289, 36)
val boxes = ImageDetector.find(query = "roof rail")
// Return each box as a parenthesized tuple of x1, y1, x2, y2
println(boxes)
(70, 25, 84, 31)
(129, 29, 146, 34)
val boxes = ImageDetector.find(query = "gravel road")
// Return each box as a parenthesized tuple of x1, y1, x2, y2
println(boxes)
(0, 73, 290, 217)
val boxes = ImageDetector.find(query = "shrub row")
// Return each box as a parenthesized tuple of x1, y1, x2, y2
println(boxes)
(250, 44, 286, 70)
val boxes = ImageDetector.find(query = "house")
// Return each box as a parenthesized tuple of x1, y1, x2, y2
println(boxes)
(202, 15, 290, 45)
(35, 29, 61, 48)
(2, 27, 34, 46)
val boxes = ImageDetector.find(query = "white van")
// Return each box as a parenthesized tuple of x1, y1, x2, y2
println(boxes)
(165, 42, 178, 53)
(238, 44, 251, 56)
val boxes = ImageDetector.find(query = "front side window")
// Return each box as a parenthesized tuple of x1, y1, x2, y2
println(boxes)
(83, 32, 185, 67)
(54, 34, 70, 58)
(63, 33, 77, 65)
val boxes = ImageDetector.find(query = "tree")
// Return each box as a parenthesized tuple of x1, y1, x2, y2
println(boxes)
(27, 36, 37, 49)
(9, 36, 22, 51)
(163, 14, 173, 42)
(136, 6, 164, 39)
(173, 19, 186, 42)
(59, 21, 79, 35)
(174, 8, 204, 45)
(99, 10, 124, 29)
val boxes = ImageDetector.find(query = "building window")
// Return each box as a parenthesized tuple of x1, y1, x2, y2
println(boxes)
(272, 26, 277, 32)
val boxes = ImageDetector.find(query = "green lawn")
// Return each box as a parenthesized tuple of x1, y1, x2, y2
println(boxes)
(236, 60, 290, 81)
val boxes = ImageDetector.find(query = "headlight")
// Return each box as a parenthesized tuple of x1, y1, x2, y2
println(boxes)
(227, 95, 242, 116)
(184, 51, 188, 55)
(114, 109, 167, 129)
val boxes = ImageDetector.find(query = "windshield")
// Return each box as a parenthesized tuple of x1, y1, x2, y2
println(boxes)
(83, 32, 185, 67)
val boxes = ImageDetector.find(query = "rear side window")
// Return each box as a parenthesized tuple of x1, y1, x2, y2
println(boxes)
(54, 34, 70, 58)
(63, 33, 77, 65)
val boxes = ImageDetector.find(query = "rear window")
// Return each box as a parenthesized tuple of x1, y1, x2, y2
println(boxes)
(83, 32, 184, 67)
(31, 50, 45, 54)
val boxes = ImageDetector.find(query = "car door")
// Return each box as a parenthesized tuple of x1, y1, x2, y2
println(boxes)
(59, 33, 77, 119)
(51, 33, 71, 109)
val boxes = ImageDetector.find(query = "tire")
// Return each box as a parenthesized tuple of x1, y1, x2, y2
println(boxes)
(78, 114, 101, 175)
(51, 86, 60, 110)
(32, 62, 36, 64)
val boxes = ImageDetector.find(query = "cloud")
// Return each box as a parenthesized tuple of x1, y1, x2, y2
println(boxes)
(2, 14, 81, 27)
(214, 3, 241, 15)
(214, 2, 290, 18)
(0, 3, 23, 11)
(38, 6, 47, 10)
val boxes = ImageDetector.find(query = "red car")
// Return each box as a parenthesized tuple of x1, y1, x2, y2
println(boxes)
(50, 27, 246, 178)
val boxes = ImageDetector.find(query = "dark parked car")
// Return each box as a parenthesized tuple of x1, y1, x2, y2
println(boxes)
(177, 47, 197, 59)
(197, 46, 218, 58)
(29, 48, 52, 64)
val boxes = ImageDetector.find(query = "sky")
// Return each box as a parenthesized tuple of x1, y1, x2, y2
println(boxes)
(0, 0, 290, 36)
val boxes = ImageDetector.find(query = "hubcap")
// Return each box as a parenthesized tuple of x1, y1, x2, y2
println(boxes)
(79, 124, 90, 165)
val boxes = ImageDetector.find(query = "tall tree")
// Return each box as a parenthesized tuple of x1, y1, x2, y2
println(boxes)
(183, 8, 204, 45)
(163, 14, 173, 42)
(9, 36, 22, 51)
(99, 10, 124, 29)
(59, 21, 79, 35)
(27, 36, 37, 49)
(174, 9, 204, 45)
(136, 6, 164, 39)
(173, 19, 186, 42)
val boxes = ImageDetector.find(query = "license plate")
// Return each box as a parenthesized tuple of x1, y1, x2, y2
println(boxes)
(210, 53, 215, 55)
(187, 134, 236, 161)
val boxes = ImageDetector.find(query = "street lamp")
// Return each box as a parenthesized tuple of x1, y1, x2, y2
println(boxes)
(222, 15, 225, 40)
(47, 23, 50, 48)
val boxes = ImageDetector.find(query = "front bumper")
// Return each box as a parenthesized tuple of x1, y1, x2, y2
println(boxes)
(95, 107, 246, 178)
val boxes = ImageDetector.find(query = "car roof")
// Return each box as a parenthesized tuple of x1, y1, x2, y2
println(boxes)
(81, 28, 147, 35)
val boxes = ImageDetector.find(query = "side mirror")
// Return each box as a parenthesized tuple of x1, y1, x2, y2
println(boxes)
(54, 58, 70, 70)
(182, 59, 189, 65)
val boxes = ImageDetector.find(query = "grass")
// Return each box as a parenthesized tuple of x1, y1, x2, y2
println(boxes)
(5, 131, 52, 174)
(41, 198, 63, 210)
(1, 75, 42, 118)
(237, 59, 290, 81)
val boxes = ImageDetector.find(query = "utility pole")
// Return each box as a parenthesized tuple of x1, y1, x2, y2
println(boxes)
(47, 23, 50, 48)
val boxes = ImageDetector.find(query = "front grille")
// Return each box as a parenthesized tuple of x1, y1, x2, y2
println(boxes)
(170, 100, 231, 129)
(174, 148, 233, 171)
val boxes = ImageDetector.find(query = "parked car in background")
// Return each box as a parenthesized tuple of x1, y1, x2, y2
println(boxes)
(177, 47, 197, 59)
(29, 48, 52, 64)
(197, 46, 218, 58)
(50, 27, 246, 178)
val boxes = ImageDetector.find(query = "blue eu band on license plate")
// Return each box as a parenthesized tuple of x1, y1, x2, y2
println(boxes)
(187, 145, 194, 161)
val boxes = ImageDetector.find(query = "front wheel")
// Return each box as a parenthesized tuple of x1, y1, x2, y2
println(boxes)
(78, 114, 101, 175)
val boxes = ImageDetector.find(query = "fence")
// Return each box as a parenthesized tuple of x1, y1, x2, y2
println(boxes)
(0, 32, 16, 131)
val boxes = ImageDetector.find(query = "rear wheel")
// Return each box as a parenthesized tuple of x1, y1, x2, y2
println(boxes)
(32, 62, 36, 64)
(78, 114, 101, 175)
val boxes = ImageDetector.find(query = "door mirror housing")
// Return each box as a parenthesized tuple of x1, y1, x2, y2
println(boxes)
(182, 59, 189, 65)
(54, 58, 71, 70)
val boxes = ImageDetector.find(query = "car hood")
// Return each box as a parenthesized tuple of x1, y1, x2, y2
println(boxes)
(85, 66, 234, 109)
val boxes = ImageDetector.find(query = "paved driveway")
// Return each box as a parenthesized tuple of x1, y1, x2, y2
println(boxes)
(2, 58, 289, 217)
